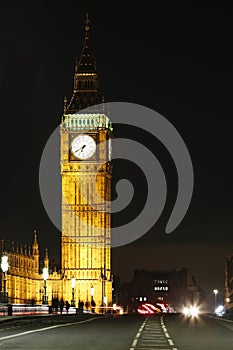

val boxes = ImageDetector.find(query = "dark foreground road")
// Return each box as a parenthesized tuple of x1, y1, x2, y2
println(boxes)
(0, 313, 232, 349)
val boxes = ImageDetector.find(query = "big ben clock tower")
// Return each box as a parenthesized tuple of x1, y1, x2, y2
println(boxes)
(60, 14, 112, 308)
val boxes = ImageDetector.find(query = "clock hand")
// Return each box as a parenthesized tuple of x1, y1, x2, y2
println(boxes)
(75, 145, 86, 153)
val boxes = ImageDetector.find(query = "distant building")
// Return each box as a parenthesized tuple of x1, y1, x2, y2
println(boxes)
(119, 268, 205, 312)
(225, 252, 233, 313)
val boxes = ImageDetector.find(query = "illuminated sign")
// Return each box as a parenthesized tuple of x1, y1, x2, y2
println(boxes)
(154, 286, 169, 291)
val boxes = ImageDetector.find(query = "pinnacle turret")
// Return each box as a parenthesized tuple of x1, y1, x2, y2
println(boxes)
(32, 229, 39, 256)
(44, 248, 49, 269)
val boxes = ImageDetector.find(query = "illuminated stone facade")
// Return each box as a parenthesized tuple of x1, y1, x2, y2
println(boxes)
(0, 14, 112, 309)
(0, 233, 63, 305)
(0, 232, 41, 304)
(60, 113, 112, 307)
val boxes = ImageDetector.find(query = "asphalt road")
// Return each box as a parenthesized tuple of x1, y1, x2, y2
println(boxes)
(0, 313, 232, 349)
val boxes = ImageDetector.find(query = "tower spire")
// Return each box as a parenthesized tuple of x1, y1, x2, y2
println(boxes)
(32, 229, 39, 256)
(65, 14, 103, 113)
(75, 13, 95, 73)
(44, 248, 49, 269)
(33, 229, 38, 244)
(84, 12, 90, 33)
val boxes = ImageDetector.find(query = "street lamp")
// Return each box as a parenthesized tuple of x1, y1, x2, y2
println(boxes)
(1, 255, 8, 303)
(213, 289, 218, 310)
(103, 295, 107, 313)
(71, 277, 76, 307)
(100, 268, 107, 307)
(91, 285, 94, 300)
(42, 267, 49, 304)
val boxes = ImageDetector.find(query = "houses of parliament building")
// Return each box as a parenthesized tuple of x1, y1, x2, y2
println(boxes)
(0, 14, 113, 309)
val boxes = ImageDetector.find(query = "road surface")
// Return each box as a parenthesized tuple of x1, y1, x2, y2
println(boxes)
(0, 313, 232, 349)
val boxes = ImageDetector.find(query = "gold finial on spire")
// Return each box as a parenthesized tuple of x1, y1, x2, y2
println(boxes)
(45, 248, 48, 259)
(63, 96, 67, 114)
(102, 96, 105, 113)
(84, 13, 90, 32)
(34, 229, 38, 243)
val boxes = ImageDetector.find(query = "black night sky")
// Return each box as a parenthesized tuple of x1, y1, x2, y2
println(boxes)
(0, 2, 232, 305)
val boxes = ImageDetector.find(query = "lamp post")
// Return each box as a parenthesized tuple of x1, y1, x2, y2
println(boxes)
(91, 284, 94, 301)
(103, 295, 107, 314)
(1, 255, 8, 303)
(100, 268, 107, 308)
(42, 267, 49, 304)
(71, 277, 76, 307)
(213, 289, 218, 310)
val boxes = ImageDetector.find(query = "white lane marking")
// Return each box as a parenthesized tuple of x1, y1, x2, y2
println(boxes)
(141, 344, 168, 346)
(168, 338, 174, 346)
(143, 340, 167, 343)
(160, 316, 178, 349)
(131, 316, 178, 349)
(139, 318, 169, 348)
(0, 316, 103, 341)
(142, 335, 164, 338)
(129, 317, 147, 349)
(138, 347, 169, 350)
(131, 348, 169, 350)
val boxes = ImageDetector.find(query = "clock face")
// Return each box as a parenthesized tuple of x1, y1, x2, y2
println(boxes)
(71, 134, 96, 160)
